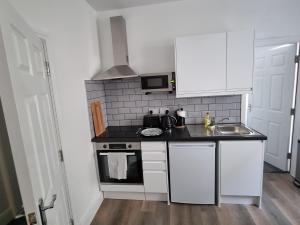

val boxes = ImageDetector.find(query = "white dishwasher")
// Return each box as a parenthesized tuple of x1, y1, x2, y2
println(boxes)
(169, 142, 215, 204)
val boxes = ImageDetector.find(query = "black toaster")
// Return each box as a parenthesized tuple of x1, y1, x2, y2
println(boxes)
(143, 113, 160, 128)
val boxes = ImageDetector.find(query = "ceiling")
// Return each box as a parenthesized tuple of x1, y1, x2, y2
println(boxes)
(86, 0, 183, 11)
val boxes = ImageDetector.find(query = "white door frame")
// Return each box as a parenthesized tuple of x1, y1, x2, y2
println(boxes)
(242, 35, 300, 175)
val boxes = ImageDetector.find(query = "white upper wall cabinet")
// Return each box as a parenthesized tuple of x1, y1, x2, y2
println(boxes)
(227, 30, 254, 91)
(175, 33, 227, 97)
(175, 30, 254, 98)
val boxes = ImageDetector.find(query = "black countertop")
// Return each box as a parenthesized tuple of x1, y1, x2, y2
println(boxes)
(91, 124, 267, 143)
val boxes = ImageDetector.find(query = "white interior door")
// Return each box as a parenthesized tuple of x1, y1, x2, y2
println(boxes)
(0, 3, 70, 225)
(248, 44, 297, 171)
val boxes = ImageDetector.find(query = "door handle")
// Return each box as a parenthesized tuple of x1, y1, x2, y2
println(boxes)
(39, 194, 57, 225)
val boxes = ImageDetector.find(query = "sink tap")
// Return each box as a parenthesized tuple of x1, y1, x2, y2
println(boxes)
(216, 117, 229, 124)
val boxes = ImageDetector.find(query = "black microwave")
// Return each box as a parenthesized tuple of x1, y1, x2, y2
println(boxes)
(140, 72, 175, 93)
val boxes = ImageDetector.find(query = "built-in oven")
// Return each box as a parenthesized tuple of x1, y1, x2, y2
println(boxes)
(140, 72, 174, 93)
(96, 142, 143, 184)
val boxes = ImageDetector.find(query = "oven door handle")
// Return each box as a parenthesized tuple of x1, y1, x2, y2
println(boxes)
(99, 153, 135, 156)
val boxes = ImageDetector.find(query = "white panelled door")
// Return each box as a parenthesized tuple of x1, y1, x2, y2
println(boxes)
(0, 3, 70, 225)
(248, 44, 297, 171)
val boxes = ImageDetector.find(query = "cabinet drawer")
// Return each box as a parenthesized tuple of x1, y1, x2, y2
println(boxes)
(141, 142, 166, 152)
(143, 161, 166, 171)
(142, 152, 166, 161)
(144, 171, 168, 193)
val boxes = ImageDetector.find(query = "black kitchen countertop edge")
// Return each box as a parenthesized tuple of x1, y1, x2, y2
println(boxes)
(91, 124, 267, 143)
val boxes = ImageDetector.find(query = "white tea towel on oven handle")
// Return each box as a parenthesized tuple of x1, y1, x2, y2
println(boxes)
(107, 153, 128, 180)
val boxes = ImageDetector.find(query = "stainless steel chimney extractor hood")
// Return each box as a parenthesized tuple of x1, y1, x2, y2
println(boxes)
(92, 16, 138, 80)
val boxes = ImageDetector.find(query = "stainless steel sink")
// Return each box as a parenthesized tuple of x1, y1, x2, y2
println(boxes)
(216, 124, 254, 135)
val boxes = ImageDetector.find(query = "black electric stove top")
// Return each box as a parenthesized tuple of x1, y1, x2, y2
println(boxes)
(97, 126, 141, 139)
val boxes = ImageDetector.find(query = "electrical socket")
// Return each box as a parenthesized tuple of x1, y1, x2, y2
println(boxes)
(149, 108, 159, 114)
(159, 107, 170, 114)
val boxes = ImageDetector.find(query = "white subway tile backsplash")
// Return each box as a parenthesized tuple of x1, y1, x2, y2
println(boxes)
(119, 108, 130, 114)
(216, 110, 230, 117)
(202, 97, 216, 104)
(118, 96, 130, 102)
(209, 104, 223, 111)
(110, 89, 123, 96)
(230, 109, 241, 117)
(187, 98, 202, 104)
(113, 114, 125, 120)
(85, 78, 241, 127)
(175, 98, 188, 106)
(111, 102, 124, 108)
(130, 108, 143, 113)
(124, 101, 136, 107)
(149, 100, 162, 107)
(136, 100, 149, 107)
(195, 105, 209, 111)
(222, 103, 240, 110)
(183, 105, 195, 111)
(120, 120, 132, 126)
(125, 114, 137, 120)
(128, 82, 140, 88)
(123, 89, 136, 95)
(161, 99, 175, 106)
(129, 95, 142, 101)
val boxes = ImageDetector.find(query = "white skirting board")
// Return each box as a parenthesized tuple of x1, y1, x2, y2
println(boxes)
(104, 192, 146, 200)
(145, 193, 168, 201)
(79, 192, 103, 225)
(104, 192, 168, 202)
(101, 184, 145, 193)
(219, 195, 261, 207)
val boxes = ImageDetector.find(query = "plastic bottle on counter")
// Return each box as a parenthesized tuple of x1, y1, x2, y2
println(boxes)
(204, 112, 211, 128)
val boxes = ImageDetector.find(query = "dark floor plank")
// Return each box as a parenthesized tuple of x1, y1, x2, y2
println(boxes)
(91, 173, 300, 225)
(264, 162, 283, 173)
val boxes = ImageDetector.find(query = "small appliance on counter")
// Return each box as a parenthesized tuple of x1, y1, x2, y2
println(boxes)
(175, 108, 186, 128)
(143, 111, 160, 128)
(161, 110, 177, 130)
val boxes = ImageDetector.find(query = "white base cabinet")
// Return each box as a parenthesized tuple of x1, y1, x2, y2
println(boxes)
(219, 140, 265, 207)
(141, 142, 169, 202)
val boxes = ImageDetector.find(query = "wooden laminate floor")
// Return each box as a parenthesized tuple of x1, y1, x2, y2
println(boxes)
(91, 174, 300, 225)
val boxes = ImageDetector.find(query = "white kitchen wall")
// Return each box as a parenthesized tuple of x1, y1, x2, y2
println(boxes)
(97, 0, 300, 74)
(96, 0, 300, 178)
(7, 0, 102, 224)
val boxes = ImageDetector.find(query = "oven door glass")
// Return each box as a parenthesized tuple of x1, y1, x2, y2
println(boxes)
(141, 75, 169, 90)
(97, 150, 143, 184)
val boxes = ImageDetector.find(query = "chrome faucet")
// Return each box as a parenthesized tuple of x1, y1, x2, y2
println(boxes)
(216, 117, 230, 124)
